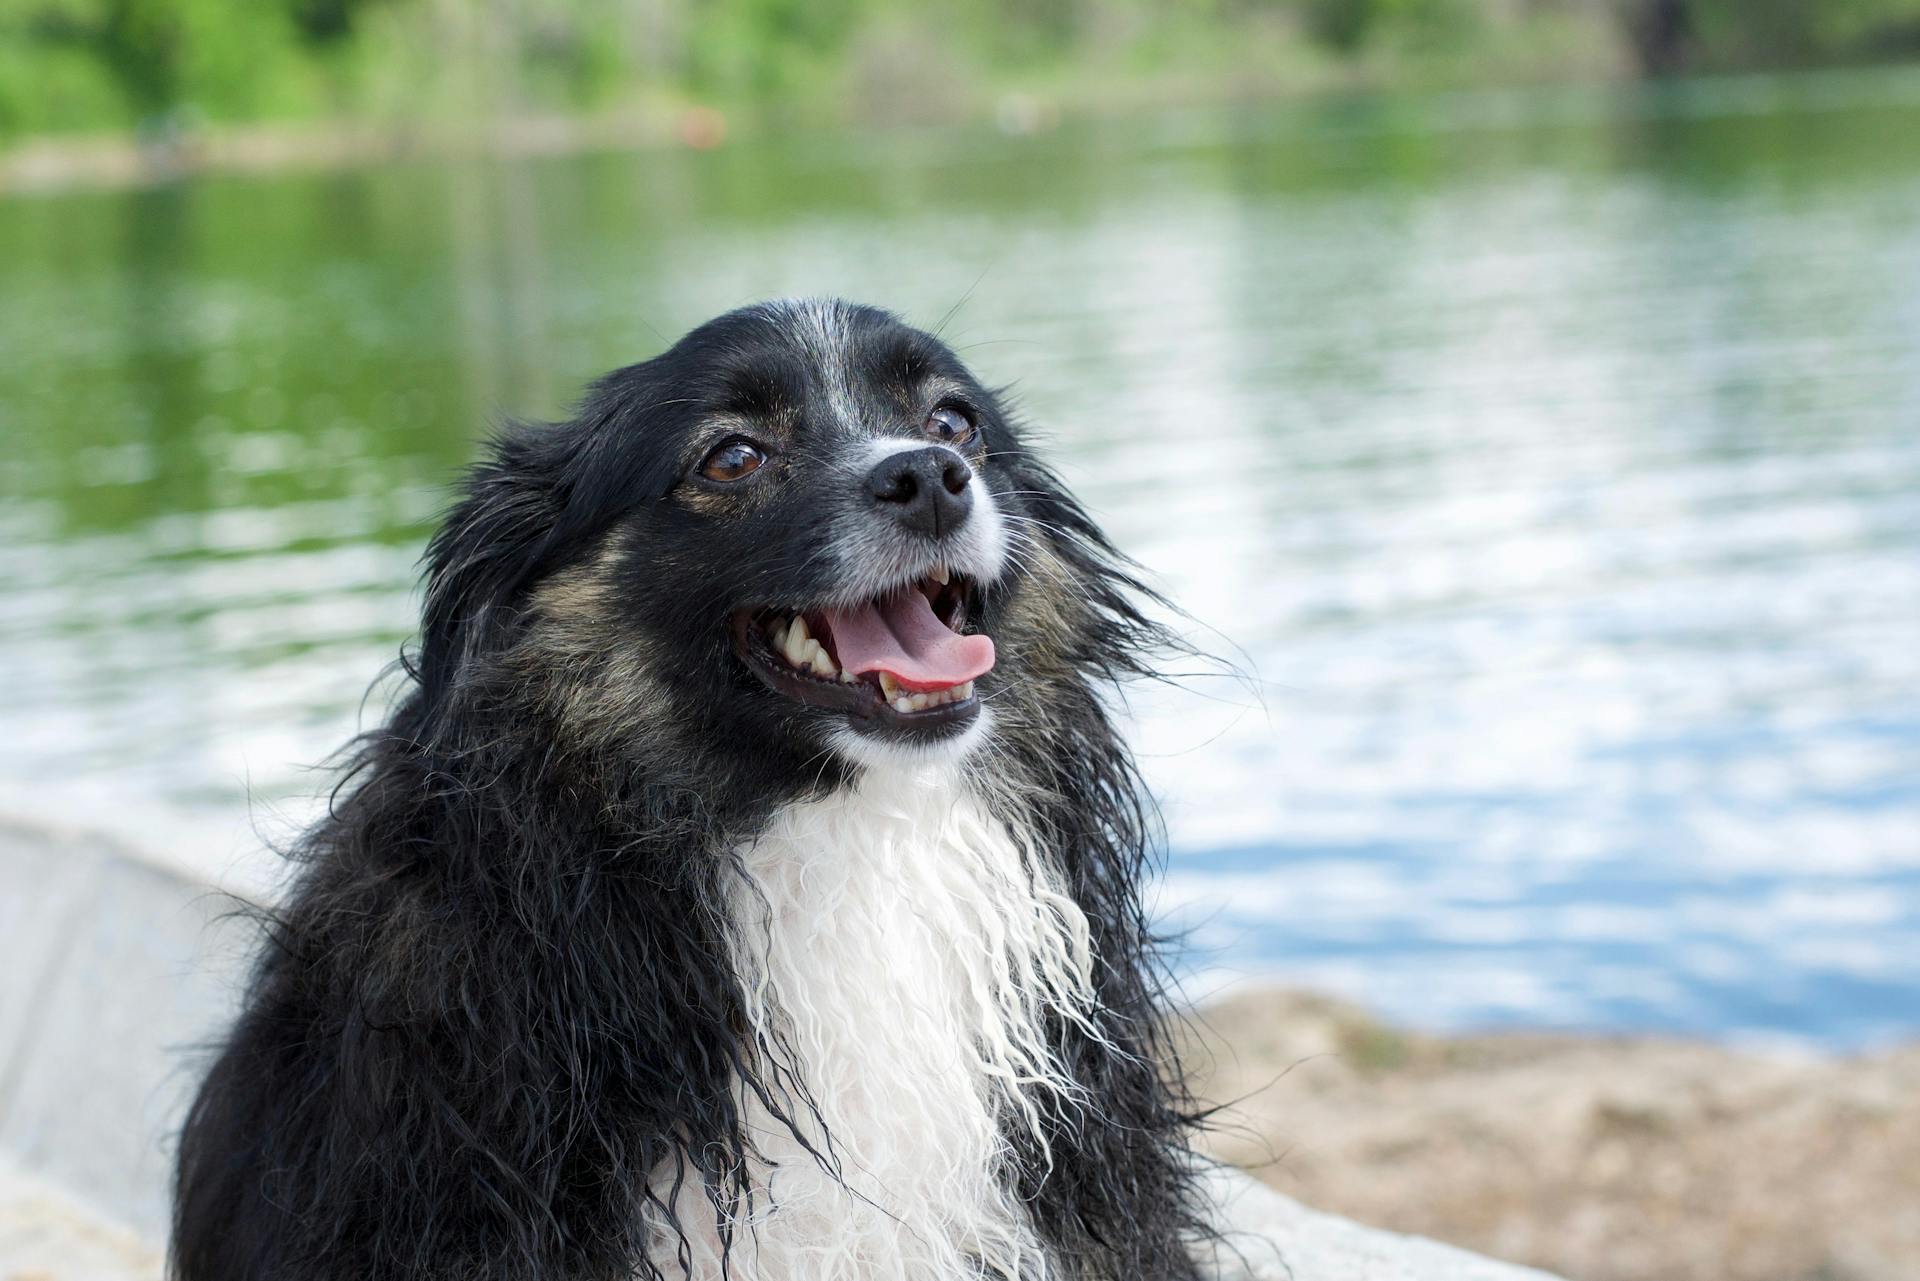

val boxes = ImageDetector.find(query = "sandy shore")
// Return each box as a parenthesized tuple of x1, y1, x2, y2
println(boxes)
(1182, 989, 1919, 1281)
(0, 110, 694, 197)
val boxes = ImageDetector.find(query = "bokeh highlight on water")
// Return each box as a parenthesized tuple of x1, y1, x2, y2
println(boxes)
(3, 71, 1917, 1048)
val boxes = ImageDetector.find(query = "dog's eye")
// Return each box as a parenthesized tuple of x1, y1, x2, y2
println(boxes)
(925, 406, 976, 448)
(699, 440, 767, 483)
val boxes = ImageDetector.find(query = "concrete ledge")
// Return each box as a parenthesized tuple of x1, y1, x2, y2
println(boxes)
(0, 813, 1561, 1280)
(1201, 1164, 1561, 1280)
(0, 818, 252, 1238)
(0, 1157, 160, 1281)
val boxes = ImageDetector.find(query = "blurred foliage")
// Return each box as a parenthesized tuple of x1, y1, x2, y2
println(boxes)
(1303, 0, 1482, 57)
(5, 0, 1920, 139)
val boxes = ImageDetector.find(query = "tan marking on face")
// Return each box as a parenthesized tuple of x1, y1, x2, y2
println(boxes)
(995, 543, 1081, 672)
(512, 533, 673, 752)
(678, 482, 763, 519)
(969, 540, 1095, 751)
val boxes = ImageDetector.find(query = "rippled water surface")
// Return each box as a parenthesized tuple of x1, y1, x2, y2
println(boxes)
(5, 72, 1918, 1047)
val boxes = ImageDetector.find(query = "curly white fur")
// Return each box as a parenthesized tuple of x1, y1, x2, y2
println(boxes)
(648, 761, 1097, 1279)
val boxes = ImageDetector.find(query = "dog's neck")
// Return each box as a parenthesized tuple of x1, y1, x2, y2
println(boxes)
(653, 762, 1095, 1280)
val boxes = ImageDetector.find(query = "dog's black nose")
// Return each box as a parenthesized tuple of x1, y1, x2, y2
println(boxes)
(866, 446, 973, 538)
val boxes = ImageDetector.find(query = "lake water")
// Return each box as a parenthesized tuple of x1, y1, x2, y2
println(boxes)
(4, 70, 1918, 1050)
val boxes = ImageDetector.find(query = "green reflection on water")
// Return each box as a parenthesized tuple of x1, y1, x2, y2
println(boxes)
(2, 67, 1919, 813)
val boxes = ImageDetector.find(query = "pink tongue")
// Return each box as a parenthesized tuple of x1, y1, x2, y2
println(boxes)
(823, 590, 995, 693)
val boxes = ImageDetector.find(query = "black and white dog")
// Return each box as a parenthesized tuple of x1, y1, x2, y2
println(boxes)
(173, 299, 1207, 1280)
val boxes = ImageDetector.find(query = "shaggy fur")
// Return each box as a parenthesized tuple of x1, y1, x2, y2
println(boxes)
(172, 299, 1207, 1280)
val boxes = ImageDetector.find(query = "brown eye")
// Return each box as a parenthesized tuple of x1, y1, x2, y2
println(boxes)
(925, 406, 976, 447)
(699, 439, 766, 483)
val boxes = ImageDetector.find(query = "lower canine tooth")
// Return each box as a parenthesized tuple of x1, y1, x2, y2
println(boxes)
(893, 696, 914, 714)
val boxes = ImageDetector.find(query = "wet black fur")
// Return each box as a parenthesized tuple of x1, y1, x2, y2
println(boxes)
(172, 300, 1208, 1280)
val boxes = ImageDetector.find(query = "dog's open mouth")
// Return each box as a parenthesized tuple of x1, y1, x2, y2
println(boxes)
(730, 567, 993, 736)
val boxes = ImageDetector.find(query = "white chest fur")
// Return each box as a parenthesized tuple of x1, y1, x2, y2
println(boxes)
(651, 767, 1096, 1280)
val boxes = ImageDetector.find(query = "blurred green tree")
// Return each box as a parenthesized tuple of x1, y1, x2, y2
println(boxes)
(6, 0, 1920, 142)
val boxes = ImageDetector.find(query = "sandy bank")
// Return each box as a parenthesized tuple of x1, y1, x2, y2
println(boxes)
(1183, 989, 1919, 1281)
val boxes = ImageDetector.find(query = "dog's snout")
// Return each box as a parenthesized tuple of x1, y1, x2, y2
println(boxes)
(866, 446, 973, 539)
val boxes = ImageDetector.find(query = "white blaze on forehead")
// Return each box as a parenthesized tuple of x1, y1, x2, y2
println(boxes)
(774, 297, 861, 433)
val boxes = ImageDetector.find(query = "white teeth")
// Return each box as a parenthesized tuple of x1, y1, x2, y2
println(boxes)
(882, 678, 978, 714)
(768, 613, 838, 678)
(764, 614, 979, 706)
(783, 616, 810, 668)
(930, 564, 950, 585)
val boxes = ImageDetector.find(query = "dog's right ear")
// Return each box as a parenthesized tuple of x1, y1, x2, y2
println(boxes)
(414, 363, 686, 710)
(417, 424, 573, 704)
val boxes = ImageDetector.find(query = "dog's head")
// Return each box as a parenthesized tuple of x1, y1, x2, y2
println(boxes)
(417, 299, 1150, 786)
